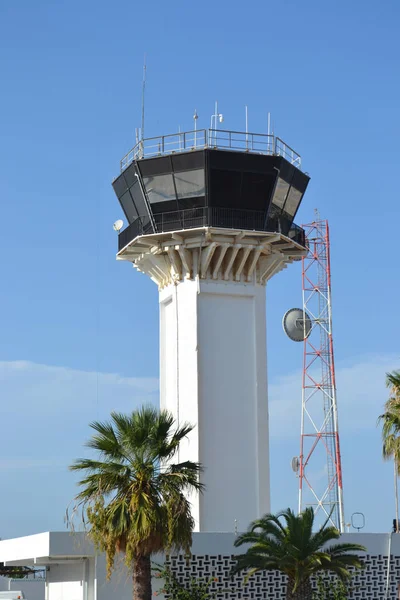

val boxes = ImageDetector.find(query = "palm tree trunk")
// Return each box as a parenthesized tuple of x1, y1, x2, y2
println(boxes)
(286, 577, 313, 600)
(132, 554, 151, 600)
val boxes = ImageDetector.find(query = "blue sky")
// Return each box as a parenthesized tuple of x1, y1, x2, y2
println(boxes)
(0, 0, 399, 537)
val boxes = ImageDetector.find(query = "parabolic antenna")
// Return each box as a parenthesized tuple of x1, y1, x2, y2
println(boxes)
(291, 456, 300, 473)
(113, 219, 124, 232)
(282, 308, 312, 342)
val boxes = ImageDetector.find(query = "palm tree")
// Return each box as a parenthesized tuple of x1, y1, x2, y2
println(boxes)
(378, 369, 400, 532)
(69, 406, 203, 600)
(233, 507, 365, 600)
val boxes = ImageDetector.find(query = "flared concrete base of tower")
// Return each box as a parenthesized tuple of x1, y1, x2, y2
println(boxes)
(117, 226, 307, 532)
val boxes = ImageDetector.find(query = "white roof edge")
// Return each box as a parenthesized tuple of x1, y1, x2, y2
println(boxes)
(0, 533, 50, 564)
(0, 532, 94, 565)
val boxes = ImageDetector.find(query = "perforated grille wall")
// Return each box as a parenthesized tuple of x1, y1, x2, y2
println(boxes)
(166, 554, 400, 599)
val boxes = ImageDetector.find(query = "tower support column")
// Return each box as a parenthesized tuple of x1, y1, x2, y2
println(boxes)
(160, 277, 269, 533)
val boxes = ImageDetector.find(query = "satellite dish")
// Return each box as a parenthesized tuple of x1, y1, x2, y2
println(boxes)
(291, 456, 300, 473)
(282, 308, 312, 342)
(113, 219, 124, 232)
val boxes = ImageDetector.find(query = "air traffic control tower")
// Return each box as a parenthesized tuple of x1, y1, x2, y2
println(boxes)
(112, 127, 310, 532)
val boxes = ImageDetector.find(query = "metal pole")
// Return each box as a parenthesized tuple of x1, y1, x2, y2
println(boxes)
(395, 459, 399, 533)
(326, 221, 345, 532)
(385, 532, 393, 599)
(298, 251, 309, 516)
(245, 105, 248, 151)
(193, 109, 198, 148)
(209, 110, 214, 146)
(140, 55, 146, 159)
(215, 100, 218, 146)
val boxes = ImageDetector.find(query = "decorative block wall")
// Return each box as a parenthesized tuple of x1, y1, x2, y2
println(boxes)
(166, 553, 400, 599)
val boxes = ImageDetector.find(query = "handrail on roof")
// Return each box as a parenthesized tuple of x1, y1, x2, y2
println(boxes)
(120, 128, 301, 172)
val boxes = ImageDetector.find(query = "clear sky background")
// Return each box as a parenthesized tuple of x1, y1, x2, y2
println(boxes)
(0, 0, 399, 538)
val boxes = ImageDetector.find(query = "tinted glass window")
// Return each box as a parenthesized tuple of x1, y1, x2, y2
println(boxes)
(119, 190, 138, 223)
(283, 187, 302, 218)
(130, 179, 147, 218)
(174, 169, 205, 199)
(143, 174, 176, 204)
(271, 178, 290, 210)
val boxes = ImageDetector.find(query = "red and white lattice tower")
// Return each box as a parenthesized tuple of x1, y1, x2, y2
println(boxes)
(299, 218, 345, 532)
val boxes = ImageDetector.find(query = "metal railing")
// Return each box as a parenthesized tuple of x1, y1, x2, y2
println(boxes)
(118, 207, 305, 252)
(120, 129, 301, 172)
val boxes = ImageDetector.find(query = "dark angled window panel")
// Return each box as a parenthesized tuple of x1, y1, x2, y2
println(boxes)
(177, 196, 206, 210)
(112, 173, 128, 197)
(174, 170, 205, 200)
(123, 163, 137, 187)
(171, 151, 205, 172)
(129, 179, 148, 221)
(283, 187, 303, 219)
(119, 190, 138, 223)
(289, 168, 309, 191)
(271, 178, 290, 209)
(143, 174, 176, 204)
(209, 170, 242, 208)
(240, 172, 275, 211)
(151, 199, 180, 215)
(138, 156, 172, 177)
(277, 159, 309, 193)
(208, 149, 277, 174)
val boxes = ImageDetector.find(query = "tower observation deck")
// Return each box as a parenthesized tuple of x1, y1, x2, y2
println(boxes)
(113, 128, 309, 257)
(112, 127, 310, 533)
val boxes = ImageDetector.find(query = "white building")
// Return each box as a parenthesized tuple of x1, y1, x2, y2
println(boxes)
(0, 533, 129, 600)
(0, 532, 399, 599)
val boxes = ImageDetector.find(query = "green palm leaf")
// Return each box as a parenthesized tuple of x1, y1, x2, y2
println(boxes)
(232, 507, 365, 599)
(68, 406, 201, 600)
(378, 370, 400, 473)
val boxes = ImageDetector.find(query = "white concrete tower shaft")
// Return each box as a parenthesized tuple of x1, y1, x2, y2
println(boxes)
(118, 227, 305, 532)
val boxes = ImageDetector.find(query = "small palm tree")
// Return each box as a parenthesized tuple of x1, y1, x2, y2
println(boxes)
(233, 507, 365, 600)
(378, 369, 400, 531)
(69, 406, 203, 600)
(379, 371, 400, 460)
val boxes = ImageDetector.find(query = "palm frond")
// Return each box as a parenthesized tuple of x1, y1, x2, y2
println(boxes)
(232, 507, 365, 586)
(167, 460, 203, 474)
(310, 524, 340, 553)
(231, 552, 279, 576)
(325, 542, 366, 556)
(68, 406, 201, 575)
(234, 512, 286, 548)
(378, 371, 400, 465)
(158, 464, 205, 495)
(69, 458, 127, 473)
(386, 370, 400, 392)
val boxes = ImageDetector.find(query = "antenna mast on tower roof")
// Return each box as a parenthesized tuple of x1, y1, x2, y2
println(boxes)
(140, 55, 146, 158)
